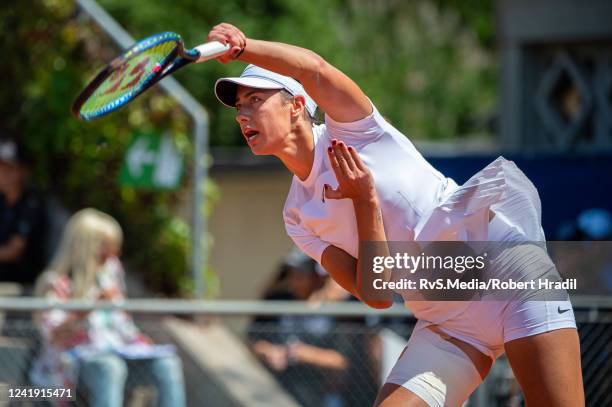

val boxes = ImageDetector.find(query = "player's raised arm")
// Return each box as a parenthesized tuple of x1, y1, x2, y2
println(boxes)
(207, 23, 372, 123)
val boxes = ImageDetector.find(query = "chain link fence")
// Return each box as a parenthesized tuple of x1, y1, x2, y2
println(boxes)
(0, 299, 610, 406)
(575, 308, 612, 406)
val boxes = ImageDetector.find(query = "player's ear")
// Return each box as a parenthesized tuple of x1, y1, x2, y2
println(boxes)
(290, 95, 306, 119)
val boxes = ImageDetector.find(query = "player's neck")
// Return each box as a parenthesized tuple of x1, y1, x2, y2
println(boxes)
(277, 124, 315, 181)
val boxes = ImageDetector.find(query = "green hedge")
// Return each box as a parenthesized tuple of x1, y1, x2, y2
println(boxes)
(0, 0, 495, 296)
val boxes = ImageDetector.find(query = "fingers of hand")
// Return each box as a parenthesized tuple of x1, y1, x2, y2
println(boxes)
(347, 144, 366, 171)
(230, 46, 243, 57)
(329, 139, 355, 175)
(211, 23, 246, 48)
(208, 23, 246, 63)
(336, 140, 357, 172)
(327, 145, 341, 172)
(207, 27, 227, 43)
(326, 140, 362, 200)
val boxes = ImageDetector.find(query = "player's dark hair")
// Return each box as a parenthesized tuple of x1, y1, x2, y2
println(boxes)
(279, 90, 322, 125)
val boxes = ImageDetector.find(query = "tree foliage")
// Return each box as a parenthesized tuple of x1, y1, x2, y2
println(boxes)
(0, 0, 496, 296)
(1, 0, 214, 296)
(93, 0, 497, 142)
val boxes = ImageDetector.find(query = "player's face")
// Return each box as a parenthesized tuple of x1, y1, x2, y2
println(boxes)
(235, 86, 292, 156)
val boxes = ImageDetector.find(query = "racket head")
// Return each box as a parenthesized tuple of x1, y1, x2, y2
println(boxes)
(72, 32, 196, 121)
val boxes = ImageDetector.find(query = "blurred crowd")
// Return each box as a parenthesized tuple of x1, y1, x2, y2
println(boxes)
(0, 138, 186, 406)
(0, 137, 379, 406)
(0, 138, 47, 292)
(248, 247, 379, 407)
(0, 137, 386, 406)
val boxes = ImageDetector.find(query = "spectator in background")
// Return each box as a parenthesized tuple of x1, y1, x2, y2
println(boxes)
(0, 138, 46, 291)
(555, 208, 612, 296)
(30, 208, 185, 407)
(556, 208, 612, 241)
(250, 247, 378, 407)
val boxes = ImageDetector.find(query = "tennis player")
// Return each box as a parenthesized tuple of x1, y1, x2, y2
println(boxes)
(208, 23, 584, 406)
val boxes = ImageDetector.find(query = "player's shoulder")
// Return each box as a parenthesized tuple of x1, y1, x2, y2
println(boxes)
(323, 101, 400, 141)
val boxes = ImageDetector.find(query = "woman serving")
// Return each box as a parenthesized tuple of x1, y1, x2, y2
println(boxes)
(208, 23, 584, 407)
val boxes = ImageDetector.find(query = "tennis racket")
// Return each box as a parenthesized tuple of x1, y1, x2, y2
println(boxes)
(72, 31, 230, 121)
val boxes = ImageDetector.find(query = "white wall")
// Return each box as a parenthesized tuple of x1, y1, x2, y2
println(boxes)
(209, 170, 295, 299)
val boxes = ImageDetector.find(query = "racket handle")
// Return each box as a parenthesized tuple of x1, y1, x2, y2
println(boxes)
(194, 41, 231, 62)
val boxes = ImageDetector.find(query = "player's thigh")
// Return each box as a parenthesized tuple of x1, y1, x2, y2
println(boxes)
(377, 327, 482, 407)
(505, 328, 584, 407)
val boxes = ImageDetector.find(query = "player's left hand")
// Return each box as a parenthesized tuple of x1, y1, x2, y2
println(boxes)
(325, 139, 377, 203)
(206, 23, 247, 63)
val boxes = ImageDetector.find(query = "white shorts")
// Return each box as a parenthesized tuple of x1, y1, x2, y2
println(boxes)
(386, 301, 576, 407)
(386, 211, 577, 405)
(384, 300, 577, 406)
(385, 183, 577, 406)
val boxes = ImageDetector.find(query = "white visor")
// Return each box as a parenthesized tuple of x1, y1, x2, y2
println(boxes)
(214, 64, 318, 118)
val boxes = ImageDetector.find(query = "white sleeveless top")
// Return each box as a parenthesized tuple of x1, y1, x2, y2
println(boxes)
(283, 103, 545, 323)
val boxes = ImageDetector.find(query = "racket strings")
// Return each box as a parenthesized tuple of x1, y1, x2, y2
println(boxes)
(80, 40, 177, 117)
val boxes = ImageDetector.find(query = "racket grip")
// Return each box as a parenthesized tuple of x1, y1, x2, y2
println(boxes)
(194, 41, 231, 62)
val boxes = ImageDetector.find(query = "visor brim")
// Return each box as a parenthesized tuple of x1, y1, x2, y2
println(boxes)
(214, 77, 285, 108)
